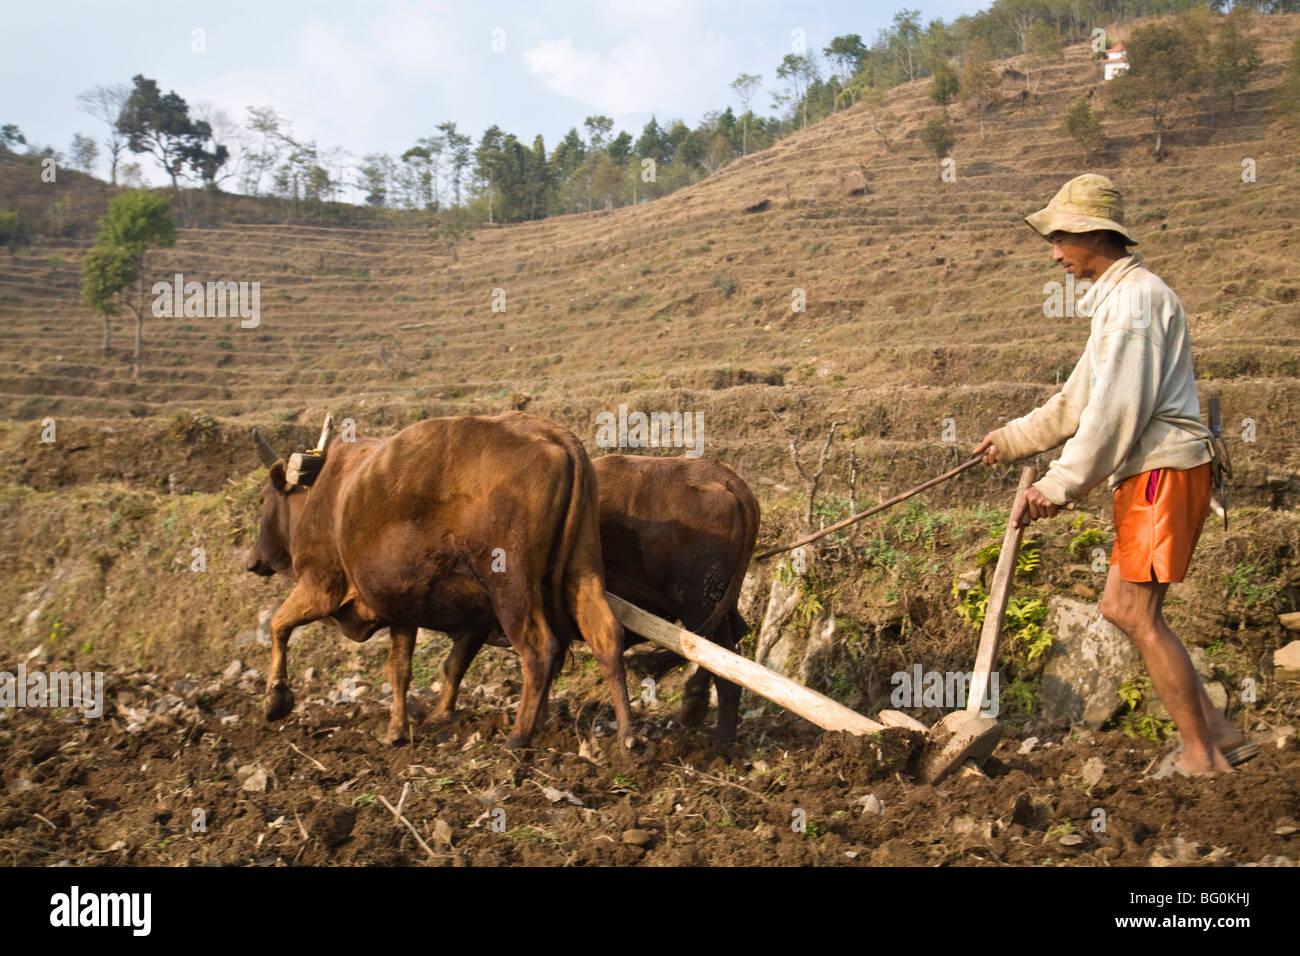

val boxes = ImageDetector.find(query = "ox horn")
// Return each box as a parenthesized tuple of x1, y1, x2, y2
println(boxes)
(252, 428, 280, 467)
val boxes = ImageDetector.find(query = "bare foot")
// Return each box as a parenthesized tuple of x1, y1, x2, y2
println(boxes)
(1175, 745, 1233, 776)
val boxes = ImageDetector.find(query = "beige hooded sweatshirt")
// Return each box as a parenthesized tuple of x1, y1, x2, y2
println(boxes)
(987, 253, 1214, 506)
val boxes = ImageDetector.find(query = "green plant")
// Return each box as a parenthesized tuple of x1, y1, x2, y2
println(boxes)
(1115, 675, 1175, 742)
(795, 590, 825, 626)
(1226, 562, 1281, 610)
(1015, 546, 1041, 574)
(1069, 528, 1105, 555)
(974, 540, 1001, 567)
(1005, 674, 1039, 716)
(954, 579, 989, 629)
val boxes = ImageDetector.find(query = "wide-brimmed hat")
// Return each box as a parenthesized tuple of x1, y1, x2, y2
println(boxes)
(1025, 173, 1138, 245)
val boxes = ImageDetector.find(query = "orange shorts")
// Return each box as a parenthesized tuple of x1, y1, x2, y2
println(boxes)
(1111, 462, 1212, 583)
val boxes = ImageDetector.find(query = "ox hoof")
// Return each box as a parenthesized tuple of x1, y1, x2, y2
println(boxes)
(680, 694, 707, 727)
(503, 734, 528, 751)
(382, 727, 409, 747)
(264, 682, 295, 722)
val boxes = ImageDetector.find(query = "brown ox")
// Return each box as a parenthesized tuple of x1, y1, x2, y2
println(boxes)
(431, 454, 760, 745)
(244, 412, 633, 750)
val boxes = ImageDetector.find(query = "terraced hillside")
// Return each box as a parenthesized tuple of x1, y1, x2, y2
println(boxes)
(2, 17, 1298, 521)
(1, 16, 1299, 870)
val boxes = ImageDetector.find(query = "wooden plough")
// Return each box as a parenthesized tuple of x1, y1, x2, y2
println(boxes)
(605, 465, 1039, 784)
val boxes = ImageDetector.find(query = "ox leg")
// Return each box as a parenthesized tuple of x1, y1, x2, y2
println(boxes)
(503, 602, 562, 751)
(682, 658, 709, 728)
(433, 630, 489, 721)
(568, 576, 635, 749)
(383, 627, 416, 746)
(265, 584, 329, 722)
(711, 611, 745, 747)
(680, 609, 715, 728)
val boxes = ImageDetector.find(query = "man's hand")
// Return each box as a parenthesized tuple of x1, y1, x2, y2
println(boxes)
(1012, 486, 1060, 528)
(972, 434, 998, 464)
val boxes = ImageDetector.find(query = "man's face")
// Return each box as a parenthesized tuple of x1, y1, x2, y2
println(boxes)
(1047, 230, 1121, 282)
(1048, 231, 1097, 278)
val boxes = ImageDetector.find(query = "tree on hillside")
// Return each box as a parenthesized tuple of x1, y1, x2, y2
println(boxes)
(961, 37, 1001, 140)
(731, 74, 762, 153)
(634, 117, 666, 164)
(82, 191, 178, 376)
(1024, 19, 1063, 98)
(998, 0, 1042, 54)
(402, 132, 446, 209)
(607, 131, 633, 165)
(929, 58, 960, 113)
(885, 9, 923, 82)
(1, 124, 26, 152)
(1062, 96, 1105, 159)
(474, 126, 505, 222)
(242, 106, 286, 196)
(76, 83, 130, 183)
(116, 75, 226, 194)
(359, 153, 392, 207)
(1108, 23, 1203, 160)
(824, 35, 867, 108)
(80, 245, 134, 354)
(590, 152, 623, 209)
(775, 53, 819, 129)
(437, 122, 472, 207)
(1208, 6, 1262, 115)
(918, 18, 959, 77)
(700, 133, 733, 174)
(527, 135, 553, 219)
(583, 115, 614, 151)
(69, 134, 99, 174)
(192, 103, 247, 193)
(919, 113, 956, 172)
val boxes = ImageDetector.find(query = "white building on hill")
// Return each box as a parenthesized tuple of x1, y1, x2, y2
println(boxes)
(1103, 43, 1129, 81)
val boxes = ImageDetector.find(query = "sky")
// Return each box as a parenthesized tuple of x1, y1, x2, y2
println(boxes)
(3, 0, 988, 193)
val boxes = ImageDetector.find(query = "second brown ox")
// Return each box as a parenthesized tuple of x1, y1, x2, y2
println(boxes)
(429, 454, 760, 745)
(244, 411, 634, 750)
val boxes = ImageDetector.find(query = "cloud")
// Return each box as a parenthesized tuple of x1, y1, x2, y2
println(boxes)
(188, 1, 465, 150)
(523, 16, 739, 119)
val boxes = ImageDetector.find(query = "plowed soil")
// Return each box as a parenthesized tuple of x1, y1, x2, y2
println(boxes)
(2, 641, 1296, 867)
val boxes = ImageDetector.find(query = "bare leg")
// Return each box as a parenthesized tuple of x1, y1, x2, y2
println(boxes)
(1100, 565, 1234, 775)
(383, 627, 416, 745)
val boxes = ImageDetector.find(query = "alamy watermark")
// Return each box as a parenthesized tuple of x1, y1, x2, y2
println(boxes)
(891, 664, 999, 718)
(151, 272, 260, 328)
(594, 403, 704, 457)
(1042, 274, 1153, 328)
(49, 886, 150, 935)
(0, 664, 104, 717)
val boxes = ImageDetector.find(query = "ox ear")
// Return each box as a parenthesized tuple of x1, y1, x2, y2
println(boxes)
(268, 460, 288, 493)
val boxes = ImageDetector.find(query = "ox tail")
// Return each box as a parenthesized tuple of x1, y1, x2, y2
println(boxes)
(693, 468, 761, 639)
(547, 426, 597, 648)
